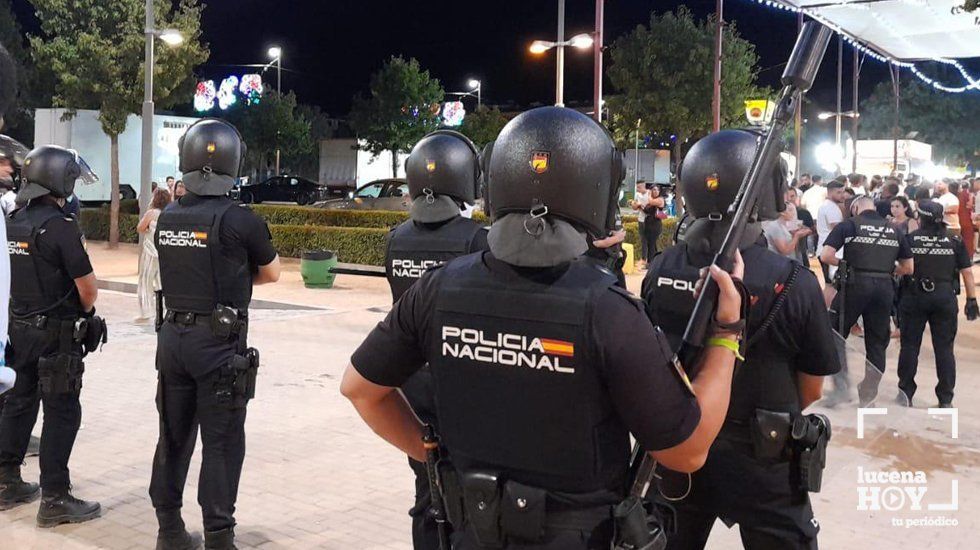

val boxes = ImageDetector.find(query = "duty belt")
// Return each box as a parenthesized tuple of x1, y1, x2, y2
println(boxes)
(906, 277, 953, 293)
(11, 313, 77, 332)
(165, 310, 214, 326)
(851, 269, 893, 279)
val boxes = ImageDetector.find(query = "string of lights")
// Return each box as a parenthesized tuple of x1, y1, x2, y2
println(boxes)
(749, 0, 980, 93)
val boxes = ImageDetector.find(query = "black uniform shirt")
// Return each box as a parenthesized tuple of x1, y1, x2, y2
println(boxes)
(823, 211, 914, 259)
(907, 227, 972, 271)
(353, 253, 701, 452)
(32, 203, 93, 279)
(177, 195, 278, 270)
(756, 259, 840, 376)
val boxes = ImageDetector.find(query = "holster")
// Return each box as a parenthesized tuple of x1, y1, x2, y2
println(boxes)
(750, 409, 793, 461)
(792, 414, 831, 493)
(216, 347, 259, 407)
(210, 305, 243, 341)
(38, 353, 84, 395)
(77, 316, 108, 356)
(439, 461, 465, 529)
(611, 496, 668, 550)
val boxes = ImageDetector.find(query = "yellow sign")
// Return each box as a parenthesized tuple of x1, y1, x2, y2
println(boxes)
(744, 99, 775, 126)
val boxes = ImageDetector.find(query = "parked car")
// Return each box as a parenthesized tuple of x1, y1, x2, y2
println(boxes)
(237, 176, 328, 205)
(318, 178, 410, 211)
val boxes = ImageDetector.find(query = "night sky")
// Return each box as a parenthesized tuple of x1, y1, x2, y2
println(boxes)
(5, 0, 964, 118)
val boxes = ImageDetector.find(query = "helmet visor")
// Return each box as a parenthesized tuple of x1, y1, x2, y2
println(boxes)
(70, 150, 99, 186)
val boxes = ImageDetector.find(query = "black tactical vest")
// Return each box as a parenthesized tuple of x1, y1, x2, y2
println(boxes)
(429, 253, 627, 494)
(6, 204, 82, 317)
(385, 216, 484, 302)
(640, 246, 701, 351)
(844, 213, 901, 274)
(643, 242, 801, 422)
(156, 198, 252, 314)
(908, 229, 957, 283)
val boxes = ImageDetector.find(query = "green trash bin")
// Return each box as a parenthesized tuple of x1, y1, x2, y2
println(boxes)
(300, 250, 338, 289)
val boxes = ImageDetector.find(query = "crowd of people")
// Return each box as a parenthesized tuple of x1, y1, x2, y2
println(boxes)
(762, 170, 979, 409)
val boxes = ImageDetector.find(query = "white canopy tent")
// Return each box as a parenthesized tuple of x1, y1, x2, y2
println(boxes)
(770, 1, 980, 61)
(759, 1, 980, 91)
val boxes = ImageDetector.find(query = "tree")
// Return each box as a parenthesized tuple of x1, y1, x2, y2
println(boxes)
(222, 91, 314, 181)
(605, 7, 764, 165)
(860, 79, 980, 166)
(349, 56, 444, 177)
(287, 103, 335, 180)
(30, 0, 208, 247)
(459, 105, 509, 149)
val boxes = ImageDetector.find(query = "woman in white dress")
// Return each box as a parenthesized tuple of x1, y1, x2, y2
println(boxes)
(135, 188, 171, 322)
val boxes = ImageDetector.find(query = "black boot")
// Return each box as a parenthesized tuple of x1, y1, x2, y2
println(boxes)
(204, 527, 237, 550)
(36, 489, 101, 527)
(0, 466, 40, 511)
(156, 509, 202, 550)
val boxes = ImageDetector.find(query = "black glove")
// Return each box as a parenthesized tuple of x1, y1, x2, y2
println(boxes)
(966, 298, 979, 321)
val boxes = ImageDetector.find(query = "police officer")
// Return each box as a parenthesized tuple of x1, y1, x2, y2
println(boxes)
(341, 106, 746, 549)
(0, 145, 103, 526)
(820, 195, 914, 406)
(387, 129, 489, 549)
(149, 119, 281, 550)
(642, 130, 840, 550)
(896, 200, 978, 408)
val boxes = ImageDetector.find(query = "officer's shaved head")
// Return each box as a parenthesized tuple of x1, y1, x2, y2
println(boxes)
(850, 195, 874, 216)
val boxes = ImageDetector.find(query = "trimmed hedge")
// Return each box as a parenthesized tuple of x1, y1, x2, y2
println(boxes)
(251, 205, 409, 228)
(270, 224, 390, 265)
(79, 208, 140, 244)
(78, 204, 677, 267)
(250, 204, 492, 228)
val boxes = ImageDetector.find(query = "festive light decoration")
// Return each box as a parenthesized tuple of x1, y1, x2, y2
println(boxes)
(193, 80, 216, 112)
(194, 74, 265, 112)
(441, 101, 466, 126)
(218, 76, 239, 110)
(239, 74, 263, 105)
(748, 0, 980, 93)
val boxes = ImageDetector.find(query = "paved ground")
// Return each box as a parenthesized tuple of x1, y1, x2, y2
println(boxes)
(1, 242, 978, 549)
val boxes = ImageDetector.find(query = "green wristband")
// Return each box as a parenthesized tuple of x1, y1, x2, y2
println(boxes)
(706, 337, 745, 361)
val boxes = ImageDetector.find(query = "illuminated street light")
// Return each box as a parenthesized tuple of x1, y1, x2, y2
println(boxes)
(528, 0, 595, 107)
(158, 29, 184, 46)
(268, 46, 282, 60)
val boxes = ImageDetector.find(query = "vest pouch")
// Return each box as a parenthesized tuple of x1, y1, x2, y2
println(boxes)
(38, 353, 84, 395)
(461, 470, 503, 548)
(500, 481, 547, 542)
(751, 409, 793, 461)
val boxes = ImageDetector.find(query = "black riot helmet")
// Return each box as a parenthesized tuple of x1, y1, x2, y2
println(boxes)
(487, 106, 623, 236)
(178, 118, 246, 196)
(18, 145, 98, 203)
(405, 130, 479, 204)
(679, 129, 786, 221)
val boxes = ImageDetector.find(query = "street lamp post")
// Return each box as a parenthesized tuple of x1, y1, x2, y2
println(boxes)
(817, 110, 860, 150)
(268, 46, 282, 176)
(139, 0, 183, 217)
(467, 79, 482, 109)
(529, 26, 594, 107)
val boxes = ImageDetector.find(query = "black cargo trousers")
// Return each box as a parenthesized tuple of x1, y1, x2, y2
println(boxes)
(0, 317, 85, 492)
(149, 315, 256, 533)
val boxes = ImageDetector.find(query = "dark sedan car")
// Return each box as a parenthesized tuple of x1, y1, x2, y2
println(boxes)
(236, 176, 328, 205)
(318, 178, 410, 211)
